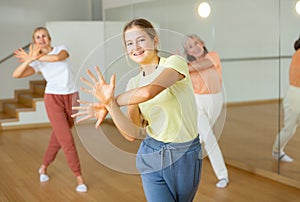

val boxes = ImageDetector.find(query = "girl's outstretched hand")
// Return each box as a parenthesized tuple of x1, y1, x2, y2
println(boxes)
(71, 100, 108, 129)
(80, 66, 116, 106)
(72, 66, 116, 128)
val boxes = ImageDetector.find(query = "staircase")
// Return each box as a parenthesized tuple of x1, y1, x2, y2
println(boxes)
(0, 80, 50, 130)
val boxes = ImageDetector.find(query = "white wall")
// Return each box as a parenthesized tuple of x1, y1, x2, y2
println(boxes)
(104, 0, 300, 103)
(1, 0, 299, 103)
(45, 21, 127, 102)
(0, 0, 93, 99)
(1, 21, 127, 125)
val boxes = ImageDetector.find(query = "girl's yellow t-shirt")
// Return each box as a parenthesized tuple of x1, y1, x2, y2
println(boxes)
(127, 55, 198, 143)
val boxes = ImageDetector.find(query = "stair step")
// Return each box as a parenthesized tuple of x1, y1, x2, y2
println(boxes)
(3, 103, 33, 117)
(34, 84, 45, 96)
(0, 112, 17, 122)
(18, 93, 44, 107)
(0, 99, 16, 112)
(0, 79, 47, 130)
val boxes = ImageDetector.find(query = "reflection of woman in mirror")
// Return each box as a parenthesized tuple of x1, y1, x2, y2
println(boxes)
(272, 36, 300, 162)
(183, 35, 229, 188)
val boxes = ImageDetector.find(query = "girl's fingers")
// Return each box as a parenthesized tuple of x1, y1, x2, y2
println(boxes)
(95, 66, 106, 84)
(79, 87, 94, 95)
(80, 77, 94, 88)
(76, 115, 93, 123)
(110, 74, 116, 87)
(86, 69, 98, 84)
(76, 99, 93, 105)
(72, 106, 88, 110)
(71, 112, 81, 118)
(73, 67, 110, 127)
(95, 119, 102, 129)
(71, 111, 89, 118)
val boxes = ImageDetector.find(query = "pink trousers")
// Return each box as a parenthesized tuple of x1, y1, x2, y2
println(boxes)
(43, 92, 81, 176)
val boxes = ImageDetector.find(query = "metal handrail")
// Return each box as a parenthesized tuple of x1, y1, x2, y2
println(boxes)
(0, 43, 31, 64)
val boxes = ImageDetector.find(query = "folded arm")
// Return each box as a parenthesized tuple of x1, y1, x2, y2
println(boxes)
(12, 44, 42, 78)
(116, 67, 184, 106)
(188, 54, 215, 72)
(38, 49, 69, 62)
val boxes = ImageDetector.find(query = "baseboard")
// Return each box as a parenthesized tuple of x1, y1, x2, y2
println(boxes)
(1, 122, 51, 130)
(226, 158, 300, 189)
(226, 98, 282, 107)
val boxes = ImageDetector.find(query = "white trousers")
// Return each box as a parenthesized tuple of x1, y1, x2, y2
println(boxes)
(195, 92, 228, 180)
(273, 85, 300, 153)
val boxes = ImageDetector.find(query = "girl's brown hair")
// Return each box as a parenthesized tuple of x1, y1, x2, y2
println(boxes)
(122, 18, 158, 51)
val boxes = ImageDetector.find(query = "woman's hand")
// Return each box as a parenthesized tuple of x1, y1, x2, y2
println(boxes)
(14, 44, 44, 62)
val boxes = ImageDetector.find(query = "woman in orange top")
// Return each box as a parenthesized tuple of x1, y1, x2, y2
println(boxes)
(183, 35, 229, 188)
(272, 36, 300, 162)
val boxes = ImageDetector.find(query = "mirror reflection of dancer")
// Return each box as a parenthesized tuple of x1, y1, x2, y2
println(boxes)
(13, 27, 87, 192)
(183, 35, 229, 188)
(272, 36, 300, 162)
(72, 18, 201, 201)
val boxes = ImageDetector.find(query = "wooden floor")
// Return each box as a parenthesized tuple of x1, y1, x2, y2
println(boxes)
(221, 102, 300, 187)
(0, 121, 300, 202)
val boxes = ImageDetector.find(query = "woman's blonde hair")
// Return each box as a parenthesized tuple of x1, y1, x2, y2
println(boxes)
(182, 34, 208, 62)
(32, 27, 52, 42)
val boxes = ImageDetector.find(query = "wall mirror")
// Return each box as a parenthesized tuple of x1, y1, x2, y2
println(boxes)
(102, 0, 300, 188)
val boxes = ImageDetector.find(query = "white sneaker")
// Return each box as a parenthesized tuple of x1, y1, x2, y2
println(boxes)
(76, 184, 87, 192)
(38, 168, 50, 182)
(272, 151, 293, 162)
(216, 178, 228, 188)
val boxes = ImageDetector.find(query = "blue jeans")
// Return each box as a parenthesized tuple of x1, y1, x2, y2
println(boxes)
(136, 136, 202, 202)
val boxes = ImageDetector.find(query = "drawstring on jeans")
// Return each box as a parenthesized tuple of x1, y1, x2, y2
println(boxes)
(159, 144, 176, 171)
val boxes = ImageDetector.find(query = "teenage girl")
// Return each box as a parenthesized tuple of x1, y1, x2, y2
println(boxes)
(73, 18, 201, 201)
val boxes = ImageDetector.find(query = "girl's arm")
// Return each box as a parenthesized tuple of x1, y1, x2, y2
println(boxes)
(72, 66, 184, 141)
(106, 99, 143, 141)
(116, 67, 184, 106)
(127, 104, 143, 127)
(73, 69, 143, 141)
(106, 68, 184, 140)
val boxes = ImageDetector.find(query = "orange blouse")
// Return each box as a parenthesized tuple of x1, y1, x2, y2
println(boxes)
(289, 49, 300, 87)
(189, 52, 222, 94)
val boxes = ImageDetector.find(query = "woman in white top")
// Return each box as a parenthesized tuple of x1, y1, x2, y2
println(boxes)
(13, 27, 87, 192)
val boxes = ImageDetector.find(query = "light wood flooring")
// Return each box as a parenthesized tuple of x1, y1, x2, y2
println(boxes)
(221, 102, 300, 188)
(0, 120, 300, 202)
